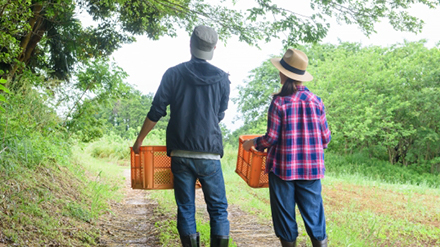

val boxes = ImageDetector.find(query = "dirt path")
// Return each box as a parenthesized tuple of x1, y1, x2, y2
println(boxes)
(98, 169, 162, 246)
(98, 169, 280, 246)
(195, 189, 279, 247)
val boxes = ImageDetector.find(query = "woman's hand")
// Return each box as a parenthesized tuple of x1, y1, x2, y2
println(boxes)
(243, 139, 255, 151)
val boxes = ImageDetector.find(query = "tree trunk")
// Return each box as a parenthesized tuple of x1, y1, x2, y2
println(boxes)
(9, 3, 44, 78)
(387, 147, 394, 165)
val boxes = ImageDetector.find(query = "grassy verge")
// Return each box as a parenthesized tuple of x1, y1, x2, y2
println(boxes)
(0, 141, 127, 245)
(0, 84, 124, 245)
(220, 146, 440, 246)
(0, 151, 122, 246)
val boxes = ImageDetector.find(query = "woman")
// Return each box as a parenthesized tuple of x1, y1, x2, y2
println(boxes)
(243, 49, 331, 247)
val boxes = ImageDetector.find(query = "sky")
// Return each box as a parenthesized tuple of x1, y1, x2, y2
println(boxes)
(77, 1, 440, 131)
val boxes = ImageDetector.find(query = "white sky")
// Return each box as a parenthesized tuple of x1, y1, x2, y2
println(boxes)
(77, 1, 440, 131)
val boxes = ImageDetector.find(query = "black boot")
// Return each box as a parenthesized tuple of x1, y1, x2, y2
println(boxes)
(311, 237, 328, 247)
(210, 235, 229, 247)
(180, 232, 200, 247)
(280, 238, 297, 247)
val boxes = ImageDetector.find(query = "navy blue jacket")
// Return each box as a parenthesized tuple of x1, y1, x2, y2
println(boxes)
(147, 57, 230, 157)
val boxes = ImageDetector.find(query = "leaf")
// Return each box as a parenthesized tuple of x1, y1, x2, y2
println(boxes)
(0, 84, 10, 94)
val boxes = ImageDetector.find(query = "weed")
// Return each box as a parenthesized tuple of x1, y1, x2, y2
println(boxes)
(155, 220, 180, 246)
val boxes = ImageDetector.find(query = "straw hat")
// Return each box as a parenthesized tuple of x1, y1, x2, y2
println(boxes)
(270, 49, 313, 82)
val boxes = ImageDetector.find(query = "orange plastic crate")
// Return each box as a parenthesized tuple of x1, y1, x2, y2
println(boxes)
(130, 146, 201, 190)
(235, 135, 269, 188)
(130, 146, 173, 190)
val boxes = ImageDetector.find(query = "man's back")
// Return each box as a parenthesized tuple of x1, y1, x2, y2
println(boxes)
(147, 57, 230, 156)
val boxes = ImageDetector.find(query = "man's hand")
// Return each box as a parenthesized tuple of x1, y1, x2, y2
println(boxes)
(132, 117, 158, 154)
(243, 139, 254, 151)
(132, 139, 142, 154)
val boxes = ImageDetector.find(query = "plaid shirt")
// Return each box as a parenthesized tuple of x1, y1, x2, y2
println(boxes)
(254, 86, 331, 180)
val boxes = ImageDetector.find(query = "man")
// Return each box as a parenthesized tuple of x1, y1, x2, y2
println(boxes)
(132, 25, 230, 247)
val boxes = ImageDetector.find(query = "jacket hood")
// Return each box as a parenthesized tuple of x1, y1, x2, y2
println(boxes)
(178, 57, 228, 86)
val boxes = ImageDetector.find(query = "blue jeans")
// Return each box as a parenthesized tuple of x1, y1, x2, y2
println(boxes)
(269, 172, 326, 242)
(171, 157, 230, 237)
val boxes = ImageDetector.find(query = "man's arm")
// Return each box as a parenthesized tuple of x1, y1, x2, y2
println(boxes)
(218, 77, 231, 122)
(132, 116, 157, 154)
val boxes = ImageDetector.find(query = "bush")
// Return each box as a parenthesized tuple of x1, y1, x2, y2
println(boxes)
(325, 152, 440, 188)
(0, 77, 70, 172)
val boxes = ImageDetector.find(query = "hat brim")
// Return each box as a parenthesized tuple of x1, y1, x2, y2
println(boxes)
(191, 46, 214, 60)
(270, 58, 313, 82)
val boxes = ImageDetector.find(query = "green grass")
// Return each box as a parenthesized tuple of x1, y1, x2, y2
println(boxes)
(142, 144, 440, 246)
(0, 161, 103, 245)
(218, 146, 440, 246)
(325, 151, 440, 188)
(0, 140, 127, 245)
(66, 136, 440, 246)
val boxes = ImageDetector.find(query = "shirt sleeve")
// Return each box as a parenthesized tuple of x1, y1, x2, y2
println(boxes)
(255, 98, 281, 151)
(319, 103, 331, 149)
(147, 69, 174, 122)
(218, 76, 231, 122)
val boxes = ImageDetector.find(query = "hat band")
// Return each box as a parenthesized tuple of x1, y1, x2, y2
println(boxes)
(280, 58, 305, 75)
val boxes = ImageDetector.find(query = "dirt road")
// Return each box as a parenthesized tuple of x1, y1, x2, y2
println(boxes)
(97, 169, 281, 246)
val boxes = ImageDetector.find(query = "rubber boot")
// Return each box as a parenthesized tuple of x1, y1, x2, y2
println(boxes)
(280, 238, 297, 247)
(311, 237, 328, 247)
(210, 235, 229, 247)
(180, 232, 200, 247)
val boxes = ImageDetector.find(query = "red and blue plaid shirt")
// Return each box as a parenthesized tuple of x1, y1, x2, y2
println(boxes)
(254, 86, 331, 180)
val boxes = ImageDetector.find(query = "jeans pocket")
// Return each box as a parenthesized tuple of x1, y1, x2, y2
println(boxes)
(171, 157, 190, 174)
(195, 159, 221, 177)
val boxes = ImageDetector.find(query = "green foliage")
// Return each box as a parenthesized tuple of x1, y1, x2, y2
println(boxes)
(325, 152, 440, 188)
(64, 58, 131, 142)
(227, 58, 282, 146)
(2, 0, 437, 80)
(233, 59, 280, 124)
(95, 89, 153, 139)
(154, 220, 180, 246)
(86, 85, 169, 141)
(0, 78, 10, 111)
(306, 41, 440, 166)
(86, 132, 132, 160)
(247, 0, 438, 47)
(0, 0, 32, 76)
(0, 74, 70, 172)
(0, 73, 120, 245)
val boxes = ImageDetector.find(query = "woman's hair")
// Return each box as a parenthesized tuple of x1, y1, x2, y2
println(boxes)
(273, 78, 300, 97)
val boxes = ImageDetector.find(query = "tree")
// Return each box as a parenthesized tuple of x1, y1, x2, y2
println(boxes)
(97, 89, 162, 139)
(63, 58, 131, 141)
(249, 0, 439, 47)
(1, 0, 438, 80)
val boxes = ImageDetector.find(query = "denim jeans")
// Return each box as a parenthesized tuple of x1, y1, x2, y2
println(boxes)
(269, 172, 326, 242)
(171, 157, 230, 237)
